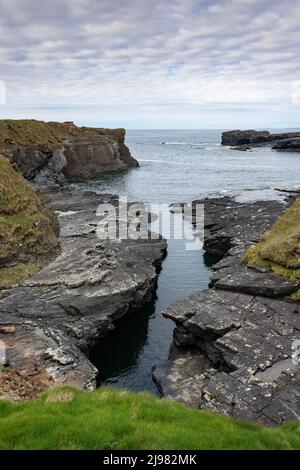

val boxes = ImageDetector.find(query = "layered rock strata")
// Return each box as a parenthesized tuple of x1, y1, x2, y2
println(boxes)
(153, 195, 300, 425)
(0, 190, 166, 394)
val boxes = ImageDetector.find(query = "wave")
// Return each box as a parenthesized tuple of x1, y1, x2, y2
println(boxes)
(161, 142, 190, 145)
(209, 186, 291, 203)
(161, 141, 221, 148)
(138, 159, 186, 165)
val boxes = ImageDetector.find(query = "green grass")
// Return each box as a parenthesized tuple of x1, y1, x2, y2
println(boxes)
(0, 386, 299, 450)
(0, 119, 124, 150)
(244, 197, 300, 299)
(0, 119, 63, 148)
(0, 262, 41, 289)
(0, 155, 60, 288)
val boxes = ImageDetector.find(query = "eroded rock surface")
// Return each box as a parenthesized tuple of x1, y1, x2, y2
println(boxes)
(153, 195, 300, 425)
(0, 190, 166, 394)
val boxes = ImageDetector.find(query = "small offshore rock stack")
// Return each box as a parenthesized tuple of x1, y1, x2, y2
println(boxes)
(153, 194, 300, 426)
(222, 129, 300, 151)
(0, 119, 139, 186)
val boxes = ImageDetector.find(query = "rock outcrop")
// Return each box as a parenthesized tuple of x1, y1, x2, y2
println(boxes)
(0, 120, 138, 186)
(273, 138, 300, 152)
(0, 189, 166, 395)
(222, 129, 300, 152)
(153, 195, 300, 426)
(222, 130, 272, 146)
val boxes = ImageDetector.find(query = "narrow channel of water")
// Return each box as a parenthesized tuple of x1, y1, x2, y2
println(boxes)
(89, 211, 217, 393)
(83, 129, 300, 393)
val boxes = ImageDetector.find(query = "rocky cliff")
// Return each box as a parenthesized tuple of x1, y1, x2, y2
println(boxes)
(0, 120, 138, 186)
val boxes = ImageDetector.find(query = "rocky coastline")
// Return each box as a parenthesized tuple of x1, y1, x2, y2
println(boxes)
(222, 129, 300, 152)
(0, 188, 166, 398)
(153, 192, 300, 426)
(1, 121, 300, 425)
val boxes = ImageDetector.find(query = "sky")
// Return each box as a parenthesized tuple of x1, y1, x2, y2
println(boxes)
(0, 0, 300, 129)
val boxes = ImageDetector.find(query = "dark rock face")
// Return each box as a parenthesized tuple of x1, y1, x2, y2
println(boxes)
(153, 195, 300, 425)
(8, 147, 68, 186)
(8, 146, 52, 180)
(222, 130, 271, 146)
(273, 138, 300, 152)
(222, 129, 300, 152)
(0, 190, 166, 391)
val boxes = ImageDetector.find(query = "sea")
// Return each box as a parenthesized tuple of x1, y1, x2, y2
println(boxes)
(74, 129, 300, 393)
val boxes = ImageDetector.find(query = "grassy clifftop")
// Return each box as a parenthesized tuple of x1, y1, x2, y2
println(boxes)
(0, 120, 62, 149)
(0, 386, 299, 450)
(0, 155, 60, 288)
(0, 119, 125, 150)
(244, 197, 300, 299)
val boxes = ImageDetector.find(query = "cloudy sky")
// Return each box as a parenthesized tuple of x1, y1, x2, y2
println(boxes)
(0, 0, 299, 128)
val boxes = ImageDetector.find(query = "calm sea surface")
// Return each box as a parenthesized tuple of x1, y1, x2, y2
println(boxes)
(75, 129, 300, 393)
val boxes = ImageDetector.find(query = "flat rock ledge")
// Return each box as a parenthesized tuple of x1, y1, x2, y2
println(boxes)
(153, 195, 300, 426)
(0, 190, 166, 395)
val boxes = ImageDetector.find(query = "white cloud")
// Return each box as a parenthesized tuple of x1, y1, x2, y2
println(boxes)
(0, 80, 6, 104)
(0, 0, 299, 127)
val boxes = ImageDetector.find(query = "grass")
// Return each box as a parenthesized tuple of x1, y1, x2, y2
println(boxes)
(0, 119, 124, 150)
(0, 155, 60, 288)
(0, 119, 62, 148)
(0, 263, 41, 289)
(243, 197, 300, 300)
(0, 386, 299, 450)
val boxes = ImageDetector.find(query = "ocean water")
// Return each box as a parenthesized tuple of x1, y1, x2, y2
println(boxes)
(77, 129, 300, 204)
(83, 129, 300, 393)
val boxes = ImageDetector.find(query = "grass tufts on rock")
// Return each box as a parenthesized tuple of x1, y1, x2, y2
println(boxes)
(243, 197, 300, 299)
(0, 155, 60, 288)
(0, 119, 125, 151)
